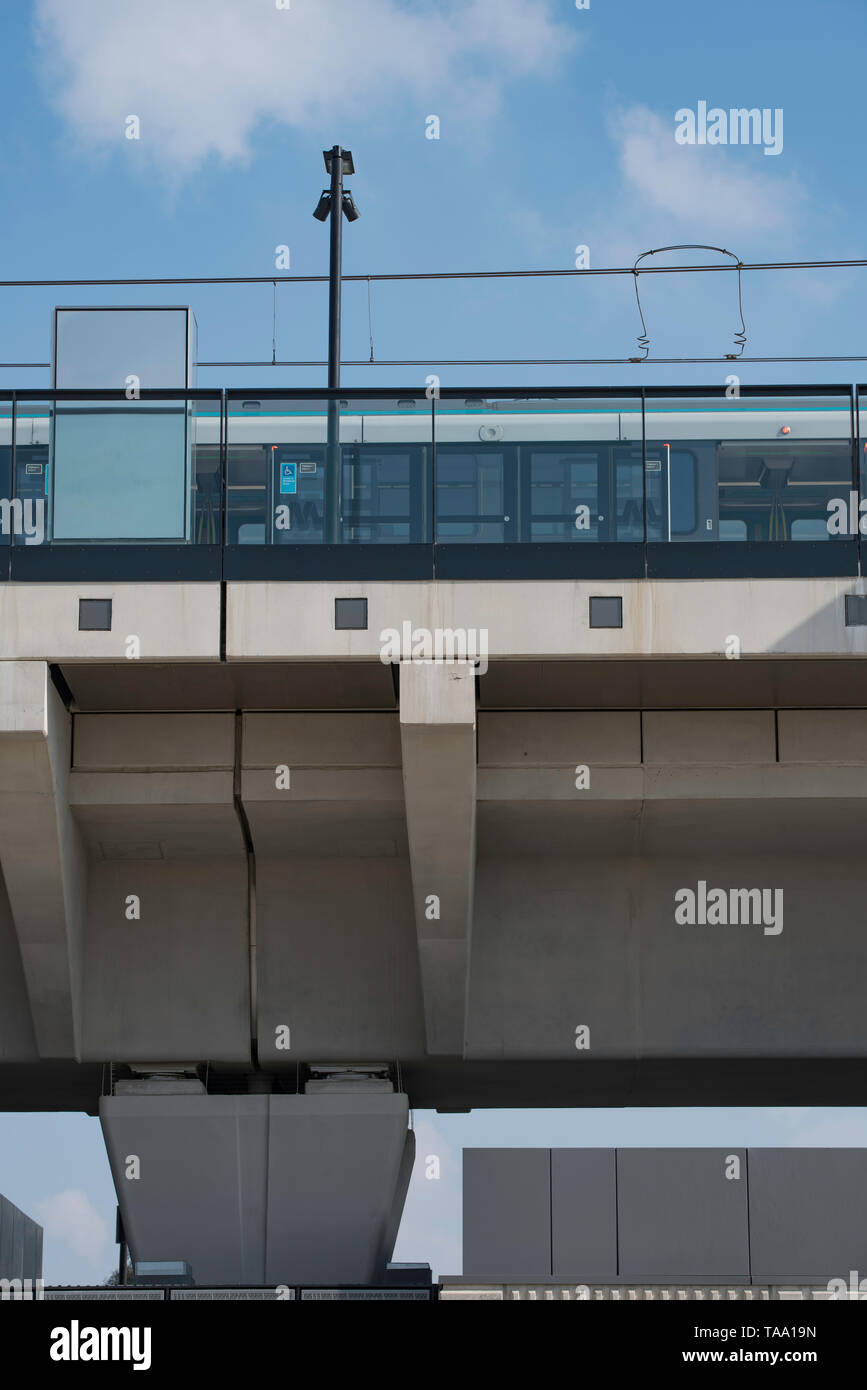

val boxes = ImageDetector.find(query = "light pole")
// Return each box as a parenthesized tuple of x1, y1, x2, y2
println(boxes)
(313, 145, 360, 543)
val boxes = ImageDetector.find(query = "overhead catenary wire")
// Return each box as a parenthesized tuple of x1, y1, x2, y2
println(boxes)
(171, 354, 867, 366)
(0, 256, 866, 287)
(632, 245, 748, 360)
(1, 255, 865, 370)
(6, 355, 867, 368)
(7, 354, 867, 368)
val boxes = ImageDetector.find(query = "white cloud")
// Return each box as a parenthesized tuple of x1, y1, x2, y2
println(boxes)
(34, 0, 577, 174)
(611, 105, 805, 237)
(35, 1189, 108, 1264)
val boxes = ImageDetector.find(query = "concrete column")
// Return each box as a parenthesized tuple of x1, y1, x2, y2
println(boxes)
(0, 662, 85, 1058)
(101, 1089, 413, 1286)
(399, 661, 476, 1055)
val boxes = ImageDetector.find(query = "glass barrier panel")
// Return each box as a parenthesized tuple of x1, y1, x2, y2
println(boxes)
(13, 401, 50, 547)
(54, 308, 191, 390)
(856, 390, 867, 536)
(342, 397, 431, 543)
(644, 393, 853, 542)
(434, 396, 643, 542)
(0, 402, 12, 547)
(190, 399, 221, 545)
(49, 397, 202, 542)
(227, 396, 432, 545)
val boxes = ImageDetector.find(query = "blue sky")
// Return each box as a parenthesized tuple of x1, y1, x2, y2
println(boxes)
(1, 0, 866, 389)
(3, 0, 867, 1283)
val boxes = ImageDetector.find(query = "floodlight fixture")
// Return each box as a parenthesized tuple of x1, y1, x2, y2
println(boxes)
(324, 147, 354, 175)
(313, 190, 332, 222)
(341, 192, 361, 222)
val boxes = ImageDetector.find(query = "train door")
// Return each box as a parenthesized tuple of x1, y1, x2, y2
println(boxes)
(341, 445, 427, 543)
(520, 442, 644, 542)
(643, 444, 703, 541)
(435, 445, 517, 542)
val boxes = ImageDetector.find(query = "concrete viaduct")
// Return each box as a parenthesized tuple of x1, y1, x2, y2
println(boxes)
(2, 575, 867, 1280)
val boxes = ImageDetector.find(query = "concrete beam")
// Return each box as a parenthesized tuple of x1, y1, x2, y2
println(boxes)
(226, 578, 867, 661)
(59, 713, 249, 1065)
(240, 711, 404, 816)
(0, 584, 220, 663)
(0, 662, 85, 1058)
(400, 662, 476, 1056)
(241, 712, 424, 1062)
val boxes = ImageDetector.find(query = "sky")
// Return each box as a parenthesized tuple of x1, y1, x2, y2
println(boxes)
(3, 0, 867, 1284)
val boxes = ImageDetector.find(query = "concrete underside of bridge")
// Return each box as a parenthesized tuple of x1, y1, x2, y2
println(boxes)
(2, 577, 867, 1278)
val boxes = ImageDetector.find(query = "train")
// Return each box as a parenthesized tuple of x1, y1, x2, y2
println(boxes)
(0, 394, 858, 546)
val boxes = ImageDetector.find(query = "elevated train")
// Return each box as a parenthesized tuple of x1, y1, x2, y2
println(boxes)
(222, 394, 856, 548)
(0, 392, 858, 548)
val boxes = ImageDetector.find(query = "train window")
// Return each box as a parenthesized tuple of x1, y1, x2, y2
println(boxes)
(669, 450, 697, 534)
(436, 449, 507, 542)
(525, 449, 602, 542)
(719, 519, 748, 541)
(791, 519, 830, 540)
(343, 451, 413, 542)
(615, 456, 644, 540)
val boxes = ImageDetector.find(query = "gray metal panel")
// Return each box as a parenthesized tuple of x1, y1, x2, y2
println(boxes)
(463, 1149, 551, 1282)
(551, 1149, 617, 1281)
(0, 1197, 12, 1279)
(617, 1149, 749, 1283)
(749, 1149, 867, 1282)
(10, 1204, 24, 1283)
(22, 1212, 40, 1281)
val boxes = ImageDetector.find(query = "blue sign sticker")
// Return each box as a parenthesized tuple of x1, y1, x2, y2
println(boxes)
(280, 462, 297, 495)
